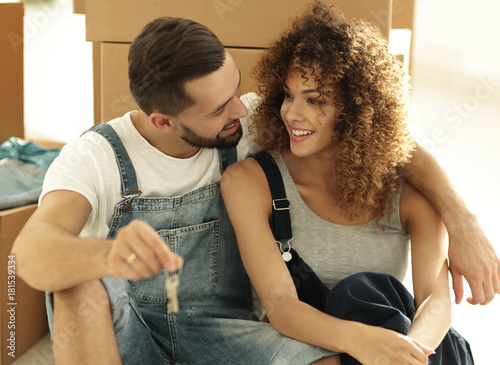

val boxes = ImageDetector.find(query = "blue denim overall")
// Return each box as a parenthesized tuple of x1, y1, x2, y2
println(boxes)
(81, 124, 333, 364)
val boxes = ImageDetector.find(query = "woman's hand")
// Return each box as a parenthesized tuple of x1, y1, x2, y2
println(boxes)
(348, 324, 434, 365)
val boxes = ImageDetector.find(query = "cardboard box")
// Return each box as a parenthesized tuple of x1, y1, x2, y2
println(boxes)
(392, 0, 415, 30)
(95, 29, 407, 122)
(227, 47, 265, 94)
(0, 1, 24, 143)
(1, 204, 49, 365)
(73, 0, 85, 14)
(27, 139, 66, 149)
(93, 42, 102, 124)
(97, 42, 264, 122)
(99, 42, 135, 123)
(85, 0, 392, 47)
(89, 0, 394, 121)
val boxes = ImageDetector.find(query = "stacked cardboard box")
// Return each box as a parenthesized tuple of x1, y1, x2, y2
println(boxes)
(84, 0, 394, 123)
(1, 205, 49, 365)
(0, 3, 50, 363)
(0, 1, 24, 143)
(72, 0, 84, 15)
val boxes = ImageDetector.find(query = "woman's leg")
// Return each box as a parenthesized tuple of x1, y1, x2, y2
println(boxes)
(324, 272, 416, 365)
(324, 272, 474, 365)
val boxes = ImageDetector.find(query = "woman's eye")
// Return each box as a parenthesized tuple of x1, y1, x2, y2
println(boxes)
(308, 98, 324, 105)
(283, 92, 293, 100)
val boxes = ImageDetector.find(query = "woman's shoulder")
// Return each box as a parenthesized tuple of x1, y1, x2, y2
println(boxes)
(221, 153, 275, 220)
(221, 153, 274, 198)
(226, 150, 281, 177)
(224, 155, 264, 179)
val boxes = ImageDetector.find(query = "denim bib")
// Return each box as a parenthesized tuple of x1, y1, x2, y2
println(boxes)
(90, 123, 253, 318)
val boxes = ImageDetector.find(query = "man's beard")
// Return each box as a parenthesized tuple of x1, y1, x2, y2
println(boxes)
(179, 120, 243, 149)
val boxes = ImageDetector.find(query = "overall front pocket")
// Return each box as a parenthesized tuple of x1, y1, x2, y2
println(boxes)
(129, 220, 220, 303)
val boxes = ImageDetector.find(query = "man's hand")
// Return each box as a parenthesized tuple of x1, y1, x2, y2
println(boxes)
(448, 214, 500, 305)
(403, 143, 500, 305)
(107, 220, 183, 280)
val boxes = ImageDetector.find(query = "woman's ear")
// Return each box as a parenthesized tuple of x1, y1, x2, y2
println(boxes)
(150, 112, 175, 133)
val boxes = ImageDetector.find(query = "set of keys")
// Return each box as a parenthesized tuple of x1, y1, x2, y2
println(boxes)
(165, 268, 182, 314)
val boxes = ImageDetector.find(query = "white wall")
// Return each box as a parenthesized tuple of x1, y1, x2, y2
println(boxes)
(414, 0, 500, 80)
(411, 0, 500, 223)
(24, 0, 93, 143)
(412, 2, 500, 363)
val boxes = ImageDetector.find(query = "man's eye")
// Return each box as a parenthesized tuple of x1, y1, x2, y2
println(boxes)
(214, 107, 225, 117)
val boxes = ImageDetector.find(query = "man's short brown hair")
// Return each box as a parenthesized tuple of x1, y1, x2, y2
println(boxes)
(129, 17, 225, 116)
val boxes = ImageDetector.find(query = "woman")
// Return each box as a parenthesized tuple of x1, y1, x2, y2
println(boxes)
(222, 2, 471, 364)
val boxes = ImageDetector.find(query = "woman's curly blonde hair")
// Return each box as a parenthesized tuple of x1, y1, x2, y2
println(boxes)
(251, 1, 416, 220)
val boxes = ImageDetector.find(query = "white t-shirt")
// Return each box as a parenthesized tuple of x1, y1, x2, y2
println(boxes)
(41, 92, 260, 239)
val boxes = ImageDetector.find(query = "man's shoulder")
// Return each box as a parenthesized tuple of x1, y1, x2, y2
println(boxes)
(71, 114, 133, 150)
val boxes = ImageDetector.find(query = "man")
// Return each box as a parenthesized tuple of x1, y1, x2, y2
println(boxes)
(13, 16, 499, 365)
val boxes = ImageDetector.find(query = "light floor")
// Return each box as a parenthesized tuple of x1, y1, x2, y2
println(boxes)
(13, 1, 500, 364)
(11, 334, 53, 365)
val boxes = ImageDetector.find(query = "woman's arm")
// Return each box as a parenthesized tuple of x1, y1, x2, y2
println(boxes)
(400, 182, 452, 348)
(403, 142, 500, 305)
(222, 159, 433, 365)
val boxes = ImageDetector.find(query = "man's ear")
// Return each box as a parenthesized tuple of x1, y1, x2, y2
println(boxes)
(150, 112, 175, 133)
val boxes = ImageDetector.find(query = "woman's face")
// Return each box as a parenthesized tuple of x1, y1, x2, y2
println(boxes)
(280, 69, 339, 158)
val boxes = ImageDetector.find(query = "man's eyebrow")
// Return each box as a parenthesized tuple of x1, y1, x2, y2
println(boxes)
(208, 70, 242, 117)
(283, 83, 320, 94)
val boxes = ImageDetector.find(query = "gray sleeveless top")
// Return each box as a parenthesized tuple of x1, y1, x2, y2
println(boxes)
(276, 154, 411, 289)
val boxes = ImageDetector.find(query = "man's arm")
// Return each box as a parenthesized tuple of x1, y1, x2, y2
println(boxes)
(12, 190, 182, 292)
(403, 142, 500, 305)
(401, 183, 451, 349)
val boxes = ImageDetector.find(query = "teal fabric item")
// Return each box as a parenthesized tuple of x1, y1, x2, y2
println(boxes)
(0, 137, 61, 210)
(0, 137, 61, 172)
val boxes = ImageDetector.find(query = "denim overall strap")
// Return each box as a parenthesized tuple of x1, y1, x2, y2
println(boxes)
(88, 123, 141, 198)
(251, 151, 292, 240)
(218, 147, 237, 173)
(252, 151, 329, 312)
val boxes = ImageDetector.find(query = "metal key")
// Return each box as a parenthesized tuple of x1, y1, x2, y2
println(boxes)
(165, 270, 181, 314)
